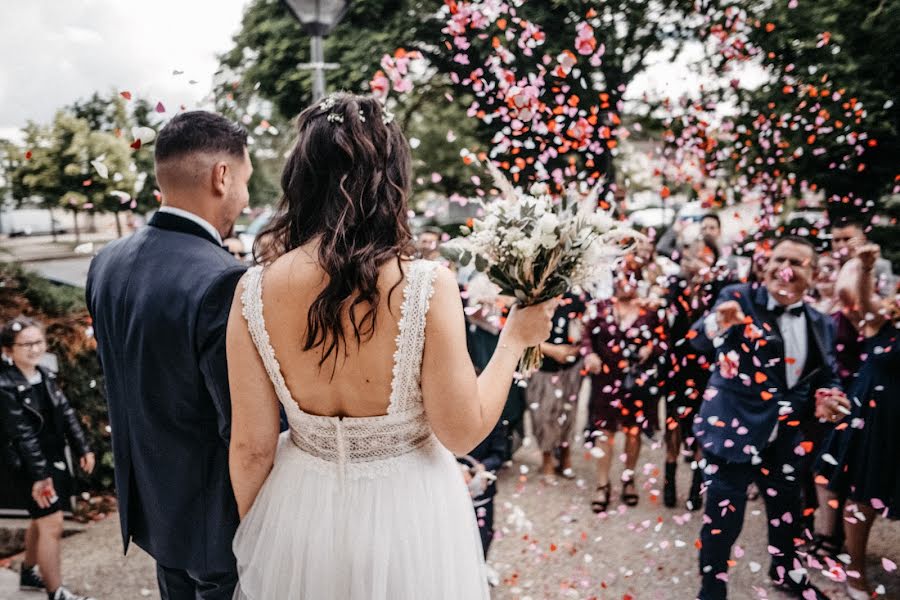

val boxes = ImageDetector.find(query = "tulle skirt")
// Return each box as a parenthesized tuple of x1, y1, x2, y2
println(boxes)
(233, 433, 490, 599)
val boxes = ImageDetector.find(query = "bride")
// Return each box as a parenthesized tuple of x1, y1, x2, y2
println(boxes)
(226, 92, 555, 599)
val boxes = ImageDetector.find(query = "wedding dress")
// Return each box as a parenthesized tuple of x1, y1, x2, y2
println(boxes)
(232, 259, 490, 599)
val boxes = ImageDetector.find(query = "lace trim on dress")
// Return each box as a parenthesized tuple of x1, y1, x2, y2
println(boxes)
(239, 260, 441, 477)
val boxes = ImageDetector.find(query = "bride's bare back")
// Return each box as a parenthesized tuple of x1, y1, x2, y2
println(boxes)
(259, 247, 410, 418)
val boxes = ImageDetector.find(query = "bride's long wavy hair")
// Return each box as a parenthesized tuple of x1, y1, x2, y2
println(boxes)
(254, 92, 414, 371)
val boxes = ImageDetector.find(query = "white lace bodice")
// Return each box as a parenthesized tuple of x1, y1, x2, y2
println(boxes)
(240, 259, 441, 479)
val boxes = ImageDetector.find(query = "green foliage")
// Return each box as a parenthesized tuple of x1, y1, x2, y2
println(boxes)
(217, 0, 699, 195)
(738, 0, 898, 201)
(12, 111, 137, 230)
(690, 0, 900, 264)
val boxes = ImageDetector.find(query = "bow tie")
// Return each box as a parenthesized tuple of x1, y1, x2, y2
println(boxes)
(771, 303, 804, 317)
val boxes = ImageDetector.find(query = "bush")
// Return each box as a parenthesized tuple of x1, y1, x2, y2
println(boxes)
(0, 262, 114, 493)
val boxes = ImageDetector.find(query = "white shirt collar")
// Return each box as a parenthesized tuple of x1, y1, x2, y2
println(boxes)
(157, 206, 223, 245)
(766, 294, 804, 314)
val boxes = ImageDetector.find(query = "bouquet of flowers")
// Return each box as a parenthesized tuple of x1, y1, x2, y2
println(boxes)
(443, 162, 642, 374)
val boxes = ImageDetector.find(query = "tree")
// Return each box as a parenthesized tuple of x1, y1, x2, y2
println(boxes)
(70, 92, 162, 219)
(13, 112, 136, 242)
(218, 0, 700, 197)
(653, 0, 898, 262)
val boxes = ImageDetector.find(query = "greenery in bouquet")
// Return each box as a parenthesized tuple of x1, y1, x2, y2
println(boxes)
(442, 162, 641, 373)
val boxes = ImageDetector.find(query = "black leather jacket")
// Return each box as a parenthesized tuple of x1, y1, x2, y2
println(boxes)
(0, 363, 91, 482)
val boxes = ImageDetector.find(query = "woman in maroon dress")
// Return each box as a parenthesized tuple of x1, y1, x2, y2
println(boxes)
(582, 269, 666, 512)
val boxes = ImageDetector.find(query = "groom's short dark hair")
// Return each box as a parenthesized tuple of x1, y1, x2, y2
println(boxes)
(155, 111, 247, 163)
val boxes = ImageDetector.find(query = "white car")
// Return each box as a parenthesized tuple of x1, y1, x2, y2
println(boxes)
(237, 208, 274, 256)
(1, 208, 69, 237)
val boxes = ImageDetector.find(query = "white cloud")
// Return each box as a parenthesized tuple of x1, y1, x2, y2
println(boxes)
(0, 0, 249, 133)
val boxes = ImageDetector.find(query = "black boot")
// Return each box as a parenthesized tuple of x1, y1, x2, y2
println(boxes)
(686, 465, 703, 511)
(663, 461, 677, 508)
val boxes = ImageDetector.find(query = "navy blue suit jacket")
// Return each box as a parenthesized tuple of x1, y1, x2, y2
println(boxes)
(689, 283, 841, 463)
(86, 211, 246, 573)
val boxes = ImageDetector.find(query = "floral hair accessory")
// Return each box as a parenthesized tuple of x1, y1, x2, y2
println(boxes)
(319, 95, 338, 112)
(382, 108, 395, 125)
(326, 112, 344, 123)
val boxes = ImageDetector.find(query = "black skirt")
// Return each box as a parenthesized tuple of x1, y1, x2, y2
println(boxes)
(817, 325, 900, 518)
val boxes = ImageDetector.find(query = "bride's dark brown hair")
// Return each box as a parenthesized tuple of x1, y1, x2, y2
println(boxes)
(254, 92, 414, 370)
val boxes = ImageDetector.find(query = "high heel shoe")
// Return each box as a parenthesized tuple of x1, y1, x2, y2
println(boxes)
(663, 462, 677, 508)
(591, 482, 611, 513)
(621, 477, 639, 507)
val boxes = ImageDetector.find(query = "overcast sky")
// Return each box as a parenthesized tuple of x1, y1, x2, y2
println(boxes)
(0, 1, 763, 143)
(0, 0, 249, 141)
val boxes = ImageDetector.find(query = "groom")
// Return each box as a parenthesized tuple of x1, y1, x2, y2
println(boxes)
(86, 111, 251, 599)
(689, 236, 849, 600)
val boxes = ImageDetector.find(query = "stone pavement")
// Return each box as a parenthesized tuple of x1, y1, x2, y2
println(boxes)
(1, 438, 897, 600)
(0, 233, 116, 264)
(488, 437, 900, 599)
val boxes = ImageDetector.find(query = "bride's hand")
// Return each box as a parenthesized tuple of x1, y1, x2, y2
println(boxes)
(501, 298, 558, 350)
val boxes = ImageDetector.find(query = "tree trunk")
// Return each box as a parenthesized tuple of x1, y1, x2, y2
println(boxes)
(114, 210, 123, 238)
(48, 207, 57, 243)
(71, 209, 81, 245)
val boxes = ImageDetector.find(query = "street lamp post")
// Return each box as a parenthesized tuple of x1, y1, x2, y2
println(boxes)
(283, 0, 350, 103)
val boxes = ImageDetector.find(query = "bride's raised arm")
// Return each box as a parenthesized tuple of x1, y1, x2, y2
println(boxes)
(227, 276, 282, 519)
(421, 266, 555, 455)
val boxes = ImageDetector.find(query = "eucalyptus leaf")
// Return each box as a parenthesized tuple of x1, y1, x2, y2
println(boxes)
(439, 245, 463, 262)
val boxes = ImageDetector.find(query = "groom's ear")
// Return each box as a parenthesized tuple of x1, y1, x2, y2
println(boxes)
(211, 160, 229, 197)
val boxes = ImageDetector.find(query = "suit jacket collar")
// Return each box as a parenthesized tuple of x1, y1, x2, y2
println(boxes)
(149, 210, 223, 248)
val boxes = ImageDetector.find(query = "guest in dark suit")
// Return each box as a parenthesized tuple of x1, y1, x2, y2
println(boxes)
(689, 236, 850, 600)
(662, 236, 729, 511)
(86, 111, 252, 600)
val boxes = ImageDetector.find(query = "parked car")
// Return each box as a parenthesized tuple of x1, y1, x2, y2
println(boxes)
(0, 208, 69, 237)
(237, 207, 274, 257)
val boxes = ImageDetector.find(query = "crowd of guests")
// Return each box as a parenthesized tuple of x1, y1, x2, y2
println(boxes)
(441, 213, 899, 599)
(1, 209, 897, 599)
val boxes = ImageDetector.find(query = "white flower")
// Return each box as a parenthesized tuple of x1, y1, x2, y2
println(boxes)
(536, 212, 559, 233)
(536, 213, 560, 249)
(513, 237, 538, 257)
(530, 182, 550, 196)
(590, 211, 615, 232)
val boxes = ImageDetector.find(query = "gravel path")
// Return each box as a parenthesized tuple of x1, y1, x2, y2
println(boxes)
(487, 436, 900, 599)
(2, 436, 897, 600)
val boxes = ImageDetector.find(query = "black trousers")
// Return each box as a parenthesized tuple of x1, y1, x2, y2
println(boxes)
(475, 496, 496, 558)
(156, 563, 237, 600)
(698, 433, 804, 600)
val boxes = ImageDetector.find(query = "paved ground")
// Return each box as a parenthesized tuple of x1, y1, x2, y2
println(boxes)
(2, 434, 897, 600)
(0, 232, 116, 288)
(0, 515, 157, 600)
(488, 436, 900, 599)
